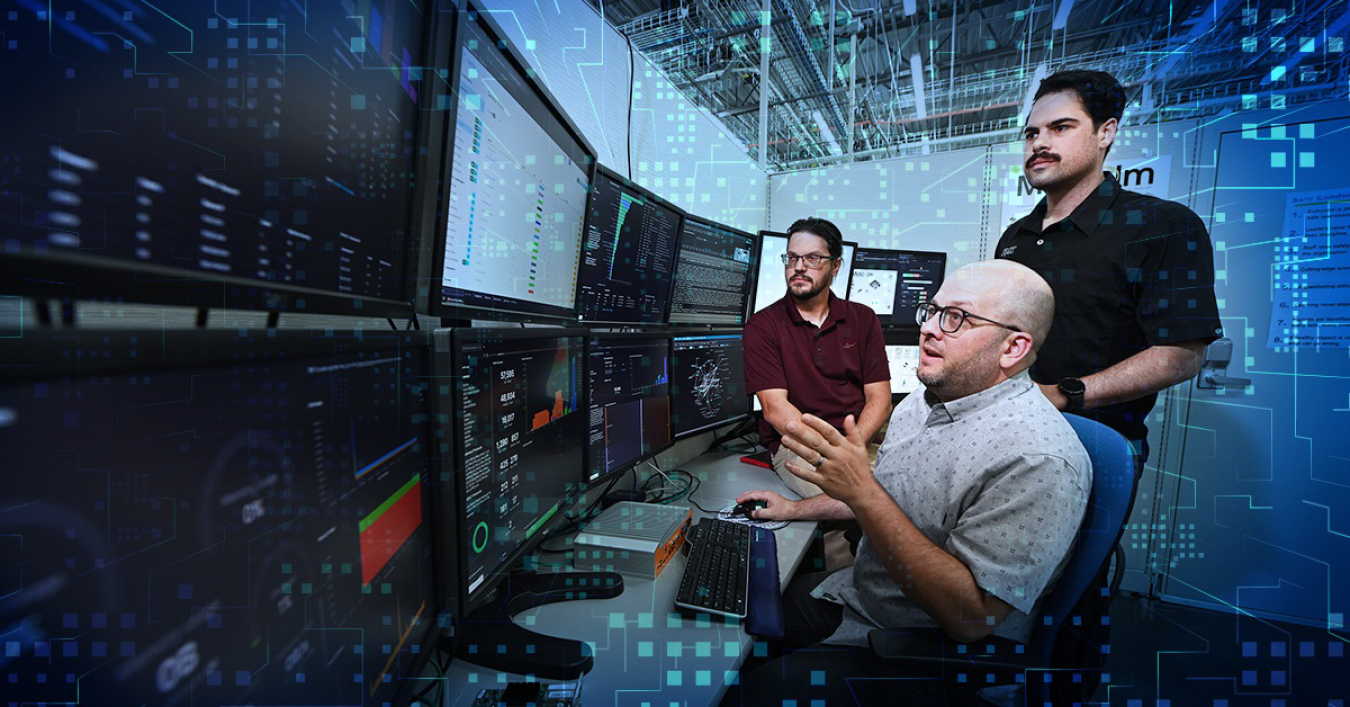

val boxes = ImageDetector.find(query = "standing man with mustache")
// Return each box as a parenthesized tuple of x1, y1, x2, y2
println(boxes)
(743, 218, 891, 567)
(996, 70, 1222, 473)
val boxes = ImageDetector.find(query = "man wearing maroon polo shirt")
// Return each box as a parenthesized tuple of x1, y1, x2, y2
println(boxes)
(744, 217, 892, 501)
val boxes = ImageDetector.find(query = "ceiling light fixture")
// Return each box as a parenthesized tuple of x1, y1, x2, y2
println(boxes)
(909, 53, 927, 119)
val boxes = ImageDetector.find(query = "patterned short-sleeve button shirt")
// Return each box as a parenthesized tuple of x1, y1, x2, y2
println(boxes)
(814, 370, 1091, 646)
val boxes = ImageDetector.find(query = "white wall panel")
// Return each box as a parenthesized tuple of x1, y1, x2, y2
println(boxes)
(628, 54, 767, 233)
(767, 148, 991, 269)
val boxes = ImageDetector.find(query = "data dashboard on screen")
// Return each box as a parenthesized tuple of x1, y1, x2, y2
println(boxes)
(669, 218, 755, 325)
(750, 231, 856, 314)
(586, 336, 672, 483)
(576, 168, 682, 323)
(847, 248, 948, 326)
(435, 12, 592, 320)
(671, 333, 750, 438)
(0, 2, 427, 312)
(444, 329, 586, 613)
(0, 331, 436, 705)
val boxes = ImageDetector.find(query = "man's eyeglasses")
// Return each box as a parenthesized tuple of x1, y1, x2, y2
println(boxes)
(915, 302, 1023, 334)
(781, 252, 836, 269)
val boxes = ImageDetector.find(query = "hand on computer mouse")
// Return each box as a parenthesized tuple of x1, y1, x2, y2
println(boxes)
(734, 491, 796, 520)
(731, 499, 767, 518)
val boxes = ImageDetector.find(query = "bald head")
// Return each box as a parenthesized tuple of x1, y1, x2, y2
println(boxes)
(947, 260, 1055, 354)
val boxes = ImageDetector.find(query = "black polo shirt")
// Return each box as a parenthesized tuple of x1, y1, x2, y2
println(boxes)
(743, 291, 889, 454)
(995, 172, 1222, 441)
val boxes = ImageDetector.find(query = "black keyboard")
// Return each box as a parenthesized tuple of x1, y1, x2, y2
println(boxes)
(675, 517, 751, 618)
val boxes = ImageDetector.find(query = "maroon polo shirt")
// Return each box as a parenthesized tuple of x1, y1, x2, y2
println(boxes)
(743, 291, 890, 453)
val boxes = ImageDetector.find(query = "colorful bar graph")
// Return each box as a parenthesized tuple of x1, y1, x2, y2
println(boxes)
(358, 475, 422, 585)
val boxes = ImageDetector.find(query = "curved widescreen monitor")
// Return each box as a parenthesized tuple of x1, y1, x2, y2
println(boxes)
(430, 6, 594, 321)
(0, 330, 438, 705)
(749, 231, 856, 314)
(847, 247, 948, 327)
(671, 332, 751, 438)
(437, 328, 587, 615)
(585, 334, 674, 483)
(668, 217, 756, 325)
(0, 2, 429, 316)
(575, 166, 683, 324)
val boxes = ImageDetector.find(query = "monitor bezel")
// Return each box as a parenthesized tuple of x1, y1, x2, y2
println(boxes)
(582, 330, 678, 486)
(437, 326, 590, 616)
(0, 253, 420, 319)
(666, 214, 757, 326)
(669, 328, 752, 440)
(574, 164, 687, 326)
(422, 2, 597, 323)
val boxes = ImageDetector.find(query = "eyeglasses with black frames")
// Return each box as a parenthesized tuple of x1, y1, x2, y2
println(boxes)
(915, 301, 1023, 334)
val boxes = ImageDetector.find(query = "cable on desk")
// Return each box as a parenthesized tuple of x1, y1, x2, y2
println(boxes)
(709, 417, 758, 450)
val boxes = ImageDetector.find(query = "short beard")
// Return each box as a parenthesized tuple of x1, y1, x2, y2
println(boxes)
(788, 272, 832, 302)
(917, 338, 1004, 399)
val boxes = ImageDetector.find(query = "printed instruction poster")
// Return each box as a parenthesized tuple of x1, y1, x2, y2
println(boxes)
(1268, 187, 1350, 349)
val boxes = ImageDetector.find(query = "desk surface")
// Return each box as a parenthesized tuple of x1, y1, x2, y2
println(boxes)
(434, 451, 818, 706)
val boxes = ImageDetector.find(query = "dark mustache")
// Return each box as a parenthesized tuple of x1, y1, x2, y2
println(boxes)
(1026, 152, 1060, 169)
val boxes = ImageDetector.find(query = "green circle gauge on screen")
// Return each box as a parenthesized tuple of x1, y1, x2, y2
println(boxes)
(473, 521, 490, 553)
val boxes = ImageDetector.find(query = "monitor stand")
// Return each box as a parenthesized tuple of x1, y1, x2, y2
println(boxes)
(445, 569, 624, 680)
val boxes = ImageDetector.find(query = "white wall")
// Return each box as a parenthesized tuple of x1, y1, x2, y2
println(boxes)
(767, 148, 991, 267)
(629, 57, 767, 233)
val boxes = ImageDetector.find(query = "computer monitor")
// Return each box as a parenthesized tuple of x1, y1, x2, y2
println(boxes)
(435, 327, 587, 615)
(586, 334, 674, 483)
(575, 166, 683, 324)
(670, 333, 751, 438)
(430, 6, 594, 321)
(883, 328, 924, 397)
(0, 330, 438, 705)
(0, 3, 428, 316)
(433, 327, 618, 679)
(847, 248, 948, 326)
(668, 216, 756, 325)
(749, 231, 856, 314)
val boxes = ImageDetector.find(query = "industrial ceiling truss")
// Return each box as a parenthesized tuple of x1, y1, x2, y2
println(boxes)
(589, 0, 1350, 170)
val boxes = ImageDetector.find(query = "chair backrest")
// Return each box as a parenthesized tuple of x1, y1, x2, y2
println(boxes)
(1027, 414, 1135, 663)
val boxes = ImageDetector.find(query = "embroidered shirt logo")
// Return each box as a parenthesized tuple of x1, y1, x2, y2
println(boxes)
(843, 343, 856, 349)
(999, 245, 1018, 257)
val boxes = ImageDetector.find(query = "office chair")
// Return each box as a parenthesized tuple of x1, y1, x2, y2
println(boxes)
(867, 413, 1136, 705)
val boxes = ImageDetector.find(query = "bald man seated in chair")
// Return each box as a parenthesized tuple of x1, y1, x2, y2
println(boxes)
(723, 260, 1092, 706)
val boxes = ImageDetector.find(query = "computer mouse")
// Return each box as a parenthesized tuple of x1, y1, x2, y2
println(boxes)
(732, 499, 767, 518)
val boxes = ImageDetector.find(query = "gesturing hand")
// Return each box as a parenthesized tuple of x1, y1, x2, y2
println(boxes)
(779, 414, 877, 505)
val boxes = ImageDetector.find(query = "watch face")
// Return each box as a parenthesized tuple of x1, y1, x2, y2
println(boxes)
(1059, 378, 1086, 396)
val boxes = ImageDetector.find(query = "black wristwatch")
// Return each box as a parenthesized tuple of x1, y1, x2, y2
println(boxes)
(1057, 377, 1086, 411)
